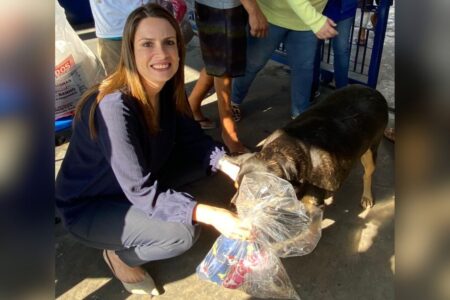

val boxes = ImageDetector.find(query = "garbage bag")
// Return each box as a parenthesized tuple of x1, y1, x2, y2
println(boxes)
(197, 235, 300, 300)
(54, 1, 105, 120)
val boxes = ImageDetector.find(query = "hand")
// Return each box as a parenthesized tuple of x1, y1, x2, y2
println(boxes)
(193, 204, 252, 240)
(315, 18, 338, 40)
(248, 9, 268, 38)
(240, 0, 268, 38)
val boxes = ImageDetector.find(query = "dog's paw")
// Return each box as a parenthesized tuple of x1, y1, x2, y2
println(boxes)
(360, 196, 374, 209)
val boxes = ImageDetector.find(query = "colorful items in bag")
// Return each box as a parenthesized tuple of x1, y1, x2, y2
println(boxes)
(196, 235, 267, 289)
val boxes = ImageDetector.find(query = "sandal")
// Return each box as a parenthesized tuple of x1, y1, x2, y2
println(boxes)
(103, 250, 160, 296)
(231, 103, 241, 122)
(195, 117, 216, 130)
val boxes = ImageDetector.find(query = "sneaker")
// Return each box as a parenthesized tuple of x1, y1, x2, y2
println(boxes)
(231, 103, 241, 122)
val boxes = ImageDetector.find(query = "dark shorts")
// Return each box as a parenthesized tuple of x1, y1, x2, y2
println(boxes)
(195, 2, 248, 77)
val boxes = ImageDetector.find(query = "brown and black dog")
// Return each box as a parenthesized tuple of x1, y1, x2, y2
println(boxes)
(229, 84, 388, 209)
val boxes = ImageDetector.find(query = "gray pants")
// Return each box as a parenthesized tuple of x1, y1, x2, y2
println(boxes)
(66, 153, 206, 267)
(67, 199, 200, 267)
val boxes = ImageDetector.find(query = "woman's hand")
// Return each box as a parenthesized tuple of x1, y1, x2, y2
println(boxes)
(193, 204, 252, 240)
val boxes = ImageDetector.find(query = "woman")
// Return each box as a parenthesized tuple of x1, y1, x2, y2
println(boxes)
(55, 4, 247, 296)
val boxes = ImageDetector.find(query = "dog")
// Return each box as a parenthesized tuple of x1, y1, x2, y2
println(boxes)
(228, 84, 388, 209)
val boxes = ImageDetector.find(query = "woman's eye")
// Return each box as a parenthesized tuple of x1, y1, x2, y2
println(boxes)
(166, 40, 176, 46)
(143, 42, 152, 47)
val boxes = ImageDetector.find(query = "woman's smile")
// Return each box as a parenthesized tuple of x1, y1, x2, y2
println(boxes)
(134, 17, 179, 88)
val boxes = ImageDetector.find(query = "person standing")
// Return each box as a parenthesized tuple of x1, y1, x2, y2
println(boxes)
(311, 0, 358, 96)
(192, 0, 268, 153)
(89, 0, 147, 75)
(231, 0, 338, 120)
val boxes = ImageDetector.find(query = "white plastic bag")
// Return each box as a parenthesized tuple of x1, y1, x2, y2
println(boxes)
(54, 1, 105, 120)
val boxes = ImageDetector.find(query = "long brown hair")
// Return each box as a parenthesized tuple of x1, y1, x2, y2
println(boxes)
(75, 3, 190, 138)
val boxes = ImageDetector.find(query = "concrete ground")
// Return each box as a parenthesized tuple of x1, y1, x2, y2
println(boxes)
(55, 5, 395, 300)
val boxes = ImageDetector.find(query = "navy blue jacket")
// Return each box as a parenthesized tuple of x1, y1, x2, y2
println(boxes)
(324, 0, 358, 22)
(55, 91, 224, 226)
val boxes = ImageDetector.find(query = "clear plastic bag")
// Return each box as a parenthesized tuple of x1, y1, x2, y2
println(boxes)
(234, 172, 323, 258)
(54, 1, 105, 120)
(197, 236, 300, 300)
(197, 172, 323, 299)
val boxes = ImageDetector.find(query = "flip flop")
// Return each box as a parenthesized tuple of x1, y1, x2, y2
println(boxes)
(195, 117, 216, 130)
(103, 250, 160, 296)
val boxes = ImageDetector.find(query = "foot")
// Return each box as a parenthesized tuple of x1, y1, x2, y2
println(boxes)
(103, 250, 146, 284)
(222, 133, 249, 154)
(360, 196, 374, 209)
(358, 29, 367, 45)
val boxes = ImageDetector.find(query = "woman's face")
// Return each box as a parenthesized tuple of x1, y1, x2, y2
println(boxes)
(133, 17, 179, 89)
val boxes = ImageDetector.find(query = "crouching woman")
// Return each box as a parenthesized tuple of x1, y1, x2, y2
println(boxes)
(55, 4, 246, 296)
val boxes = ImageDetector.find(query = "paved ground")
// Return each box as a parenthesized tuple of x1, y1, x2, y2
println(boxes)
(55, 4, 395, 299)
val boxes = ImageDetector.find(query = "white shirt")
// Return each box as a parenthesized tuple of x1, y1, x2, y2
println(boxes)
(89, 0, 148, 38)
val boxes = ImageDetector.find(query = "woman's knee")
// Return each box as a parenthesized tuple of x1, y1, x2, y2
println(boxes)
(158, 223, 200, 255)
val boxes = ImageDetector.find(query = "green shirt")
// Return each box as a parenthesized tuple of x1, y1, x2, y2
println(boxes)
(257, 0, 328, 33)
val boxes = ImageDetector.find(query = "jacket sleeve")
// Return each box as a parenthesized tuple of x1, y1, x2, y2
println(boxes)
(96, 94, 196, 224)
(286, 0, 327, 33)
(175, 113, 226, 173)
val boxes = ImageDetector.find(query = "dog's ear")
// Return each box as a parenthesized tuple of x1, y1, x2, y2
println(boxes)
(305, 146, 342, 191)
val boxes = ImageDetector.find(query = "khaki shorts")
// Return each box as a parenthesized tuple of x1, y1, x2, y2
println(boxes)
(97, 38, 122, 75)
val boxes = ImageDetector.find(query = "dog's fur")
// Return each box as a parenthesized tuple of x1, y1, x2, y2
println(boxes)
(230, 85, 388, 209)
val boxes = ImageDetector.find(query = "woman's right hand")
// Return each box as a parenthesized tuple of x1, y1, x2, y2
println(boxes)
(193, 204, 252, 240)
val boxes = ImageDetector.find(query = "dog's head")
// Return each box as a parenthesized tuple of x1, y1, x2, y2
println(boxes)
(227, 151, 299, 188)
(224, 153, 270, 187)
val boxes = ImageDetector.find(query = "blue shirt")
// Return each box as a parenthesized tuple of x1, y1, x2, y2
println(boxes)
(55, 90, 224, 226)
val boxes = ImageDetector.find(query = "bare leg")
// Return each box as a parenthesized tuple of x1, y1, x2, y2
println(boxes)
(188, 68, 214, 121)
(214, 76, 248, 153)
(360, 149, 375, 208)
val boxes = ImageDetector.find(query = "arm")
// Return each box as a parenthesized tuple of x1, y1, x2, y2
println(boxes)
(240, 0, 269, 38)
(193, 204, 251, 239)
(96, 94, 196, 224)
(286, 0, 338, 39)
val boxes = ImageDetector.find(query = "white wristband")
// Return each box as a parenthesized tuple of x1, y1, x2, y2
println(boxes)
(217, 156, 240, 181)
